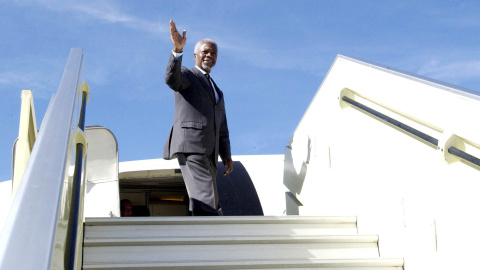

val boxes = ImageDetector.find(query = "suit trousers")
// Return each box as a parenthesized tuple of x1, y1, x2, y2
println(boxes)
(177, 153, 223, 216)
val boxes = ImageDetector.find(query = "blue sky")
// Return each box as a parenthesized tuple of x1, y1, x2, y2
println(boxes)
(1, 1, 480, 181)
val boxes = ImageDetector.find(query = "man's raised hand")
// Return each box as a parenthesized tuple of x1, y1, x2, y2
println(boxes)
(170, 20, 186, 53)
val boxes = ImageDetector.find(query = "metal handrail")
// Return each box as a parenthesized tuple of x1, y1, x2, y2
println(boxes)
(67, 91, 89, 270)
(342, 95, 480, 168)
(0, 48, 86, 270)
(342, 96, 439, 146)
(448, 146, 480, 167)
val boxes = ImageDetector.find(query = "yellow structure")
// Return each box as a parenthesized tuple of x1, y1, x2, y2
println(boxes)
(12, 90, 37, 196)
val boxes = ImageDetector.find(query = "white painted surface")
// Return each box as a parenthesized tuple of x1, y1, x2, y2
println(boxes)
(284, 55, 480, 269)
(0, 181, 12, 235)
(120, 158, 180, 173)
(85, 216, 358, 238)
(83, 216, 402, 269)
(234, 155, 287, 216)
(83, 258, 404, 270)
(84, 127, 120, 217)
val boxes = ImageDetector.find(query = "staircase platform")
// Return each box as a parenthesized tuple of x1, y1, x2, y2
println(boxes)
(83, 258, 404, 269)
(83, 216, 403, 269)
(85, 216, 359, 238)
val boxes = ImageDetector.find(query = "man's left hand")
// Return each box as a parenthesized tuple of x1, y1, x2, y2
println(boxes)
(222, 156, 233, 176)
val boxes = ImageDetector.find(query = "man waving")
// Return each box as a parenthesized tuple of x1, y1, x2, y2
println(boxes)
(163, 20, 233, 216)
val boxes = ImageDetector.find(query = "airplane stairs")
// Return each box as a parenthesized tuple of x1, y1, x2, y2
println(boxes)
(83, 216, 404, 269)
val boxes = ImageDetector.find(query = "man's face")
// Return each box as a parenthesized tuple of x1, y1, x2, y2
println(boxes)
(194, 42, 217, 73)
(121, 202, 133, 217)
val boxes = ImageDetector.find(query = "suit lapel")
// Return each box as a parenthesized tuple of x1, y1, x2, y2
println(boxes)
(192, 67, 216, 103)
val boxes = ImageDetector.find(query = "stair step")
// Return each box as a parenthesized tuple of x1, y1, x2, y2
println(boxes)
(85, 216, 358, 225)
(84, 235, 378, 247)
(83, 216, 403, 269)
(83, 258, 404, 269)
(83, 236, 380, 264)
(85, 216, 358, 238)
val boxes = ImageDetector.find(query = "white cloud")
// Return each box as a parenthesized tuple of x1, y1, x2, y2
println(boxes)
(68, 4, 134, 24)
(417, 60, 480, 81)
(216, 36, 318, 73)
(67, 3, 167, 35)
(0, 55, 64, 99)
(15, 0, 168, 36)
(0, 71, 40, 88)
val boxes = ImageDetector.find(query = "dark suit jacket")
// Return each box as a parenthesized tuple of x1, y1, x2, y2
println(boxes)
(163, 53, 231, 162)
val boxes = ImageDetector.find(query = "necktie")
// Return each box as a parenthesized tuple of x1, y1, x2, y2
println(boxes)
(205, 74, 218, 103)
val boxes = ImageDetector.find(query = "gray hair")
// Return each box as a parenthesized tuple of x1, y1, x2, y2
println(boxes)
(194, 39, 218, 54)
